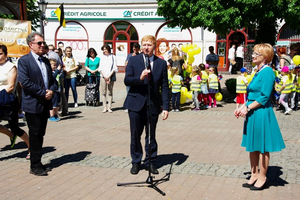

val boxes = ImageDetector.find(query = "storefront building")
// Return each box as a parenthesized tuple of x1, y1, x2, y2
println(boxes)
(44, 1, 300, 72)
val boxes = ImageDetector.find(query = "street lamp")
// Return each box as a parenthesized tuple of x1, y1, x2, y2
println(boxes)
(38, 0, 48, 36)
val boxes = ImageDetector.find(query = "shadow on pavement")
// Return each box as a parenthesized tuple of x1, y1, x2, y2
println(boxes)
(49, 151, 91, 169)
(0, 146, 56, 161)
(156, 153, 189, 169)
(243, 165, 288, 187)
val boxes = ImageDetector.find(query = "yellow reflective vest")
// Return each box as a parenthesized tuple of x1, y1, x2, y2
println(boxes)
(208, 74, 218, 90)
(280, 75, 292, 94)
(170, 75, 182, 93)
(191, 75, 201, 91)
(296, 75, 300, 93)
(236, 76, 247, 93)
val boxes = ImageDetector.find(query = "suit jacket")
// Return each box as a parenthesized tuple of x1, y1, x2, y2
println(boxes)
(123, 53, 169, 114)
(18, 52, 57, 114)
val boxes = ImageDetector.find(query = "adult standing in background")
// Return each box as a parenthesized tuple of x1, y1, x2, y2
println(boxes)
(125, 43, 140, 67)
(205, 46, 219, 76)
(168, 47, 187, 79)
(63, 46, 79, 108)
(124, 35, 169, 175)
(85, 48, 100, 106)
(277, 47, 291, 70)
(54, 48, 68, 116)
(228, 44, 236, 74)
(236, 43, 244, 71)
(234, 43, 285, 190)
(18, 32, 57, 176)
(99, 44, 118, 113)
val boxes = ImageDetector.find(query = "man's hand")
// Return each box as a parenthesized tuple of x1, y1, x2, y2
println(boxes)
(162, 110, 169, 120)
(45, 89, 53, 100)
(140, 69, 151, 81)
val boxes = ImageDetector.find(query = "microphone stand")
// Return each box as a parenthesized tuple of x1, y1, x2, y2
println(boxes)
(117, 55, 169, 196)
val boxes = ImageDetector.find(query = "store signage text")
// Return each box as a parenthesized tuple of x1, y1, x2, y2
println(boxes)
(123, 10, 158, 17)
(51, 11, 107, 17)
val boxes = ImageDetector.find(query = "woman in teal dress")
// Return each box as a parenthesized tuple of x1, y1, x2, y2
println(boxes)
(85, 48, 100, 105)
(234, 43, 285, 191)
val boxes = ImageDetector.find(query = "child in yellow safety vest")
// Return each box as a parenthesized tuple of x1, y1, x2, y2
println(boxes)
(236, 67, 249, 109)
(190, 65, 202, 111)
(208, 67, 219, 108)
(277, 66, 293, 115)
(290, 68, 297, 111)
(294, 68, 300, 111)
(169, 67, 183, 112)
(198, 63, 209, 108)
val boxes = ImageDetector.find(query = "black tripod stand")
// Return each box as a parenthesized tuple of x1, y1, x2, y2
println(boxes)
(117, 54, 169, 196)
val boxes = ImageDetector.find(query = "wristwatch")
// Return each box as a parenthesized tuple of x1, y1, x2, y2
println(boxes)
(246, 106, 251, 112)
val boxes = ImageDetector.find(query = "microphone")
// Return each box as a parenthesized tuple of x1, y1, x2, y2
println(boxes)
(145, 54, 150, 70)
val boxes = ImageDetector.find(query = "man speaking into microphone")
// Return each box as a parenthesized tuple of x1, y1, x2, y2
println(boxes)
(124, 35, 169, 175)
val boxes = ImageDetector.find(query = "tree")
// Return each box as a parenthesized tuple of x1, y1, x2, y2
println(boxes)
(156, 0, 300, 45)
(0, 0, 41, 31)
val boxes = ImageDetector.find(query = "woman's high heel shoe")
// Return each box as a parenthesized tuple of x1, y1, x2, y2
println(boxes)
(242, 180, 257, 188)
(250, 179, 269, 190)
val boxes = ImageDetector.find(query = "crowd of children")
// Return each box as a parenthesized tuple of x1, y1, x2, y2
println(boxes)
(168, 62, 222, 111)
(168, 60, 300, 113)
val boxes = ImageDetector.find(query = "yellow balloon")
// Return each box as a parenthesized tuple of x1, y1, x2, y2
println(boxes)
(215, 93, 223, 101)
(193, 47, 201, 55)
(186, 65, 192, 73)
(181, 44, 188, 53)
(192, 44, 197, 48)
(180, 95, 186, 104)
(188, 56, 194, 65)
(293, 55, 300, 65)
(181, 87, 187, 96)
(186, 44, 193, 50)
(187, 49, 195, 56)
(186, 91, 193, 99)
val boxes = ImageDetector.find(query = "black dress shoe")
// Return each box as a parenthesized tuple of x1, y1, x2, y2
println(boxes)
(250, 179, 269, 191)
(242, 180, 256, 188)
(30, 168, 48, 176)
(42, 165, 52, 172)
(146, 164, 159, 174)
(130, 164, 140, 175)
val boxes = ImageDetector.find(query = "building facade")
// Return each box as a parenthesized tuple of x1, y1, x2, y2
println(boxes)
(44, 0, 300, 72)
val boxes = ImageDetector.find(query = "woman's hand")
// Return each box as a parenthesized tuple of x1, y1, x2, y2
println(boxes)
(234, 104, 248, 118)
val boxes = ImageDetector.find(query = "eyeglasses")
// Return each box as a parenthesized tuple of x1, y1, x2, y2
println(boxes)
(252, 52, 263, 57)
(32, 41, 46, 46)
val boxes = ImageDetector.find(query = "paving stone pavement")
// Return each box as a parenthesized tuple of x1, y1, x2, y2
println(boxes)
(1, 73, 300, 200)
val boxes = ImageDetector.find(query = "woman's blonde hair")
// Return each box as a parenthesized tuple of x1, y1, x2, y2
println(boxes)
(253, 43, 274, 63)
(171, 47, 182, 61)
(170, 67, 179, 78)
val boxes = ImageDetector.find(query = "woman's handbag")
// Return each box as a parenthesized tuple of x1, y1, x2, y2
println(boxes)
(0, 92, 15, 121)
(110, 55, 116, 82)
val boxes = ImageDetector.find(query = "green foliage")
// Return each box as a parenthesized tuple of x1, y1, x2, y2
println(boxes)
(26, 0, 42, 31)
(225, 78, 237, 94)
(157, 0, 300, 45)
(1, 0, 41, 31)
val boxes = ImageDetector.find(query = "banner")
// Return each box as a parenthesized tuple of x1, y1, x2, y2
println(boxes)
(0, 18, 31, 57)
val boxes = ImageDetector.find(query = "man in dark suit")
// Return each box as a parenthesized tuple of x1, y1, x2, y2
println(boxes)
(18, 32, 57, 176)
(124, 35, 169, 175)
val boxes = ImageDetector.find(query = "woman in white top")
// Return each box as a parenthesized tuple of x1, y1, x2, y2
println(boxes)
(0, 44, 30, 158)
(63, 46, 79, 107)
(99, 44, 118, 113)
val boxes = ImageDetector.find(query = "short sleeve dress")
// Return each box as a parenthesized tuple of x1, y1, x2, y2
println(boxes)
(241, 66, 285, 153)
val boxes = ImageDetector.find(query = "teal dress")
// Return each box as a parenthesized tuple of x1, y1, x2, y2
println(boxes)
(241, 66, 285, 153)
